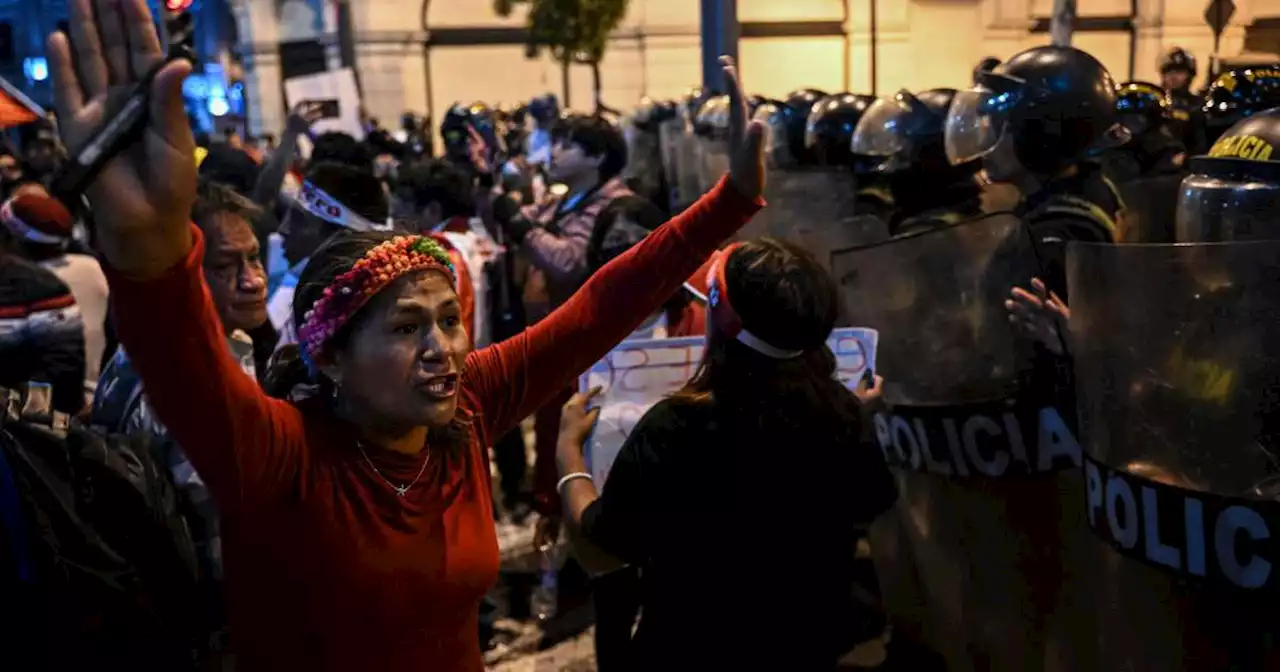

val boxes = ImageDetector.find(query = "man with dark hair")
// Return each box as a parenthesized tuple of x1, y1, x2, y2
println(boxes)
(497, 112, 632, 309)
(92, 180, 267, 663)
(310, 131, 374, 171)
(270, 161, 390, 348)
(394, 158, 477, 233)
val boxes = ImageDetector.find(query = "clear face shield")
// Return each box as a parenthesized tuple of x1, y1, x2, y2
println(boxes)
(851, 92, 926, 173)
(944, 84, 1021, 166)
(1176, 160, 1280, 243)
(756, 104, 798, 168)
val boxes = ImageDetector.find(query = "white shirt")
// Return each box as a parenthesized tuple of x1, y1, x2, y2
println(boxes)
(41, 253, 109, 400)
(268, 258, 308, 352)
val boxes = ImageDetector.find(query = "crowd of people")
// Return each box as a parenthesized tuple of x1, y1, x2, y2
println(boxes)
(1, 0, 1279, 670)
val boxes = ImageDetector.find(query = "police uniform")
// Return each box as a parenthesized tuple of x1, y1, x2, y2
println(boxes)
(946, 46, 1125, 296)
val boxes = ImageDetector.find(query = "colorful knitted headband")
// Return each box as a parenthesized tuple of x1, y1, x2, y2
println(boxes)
(297, 235, 457, 369)
(706, 243, 804, 360)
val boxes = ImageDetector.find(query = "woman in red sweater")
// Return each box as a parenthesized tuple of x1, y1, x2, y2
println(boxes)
(46, 2, 764, 669)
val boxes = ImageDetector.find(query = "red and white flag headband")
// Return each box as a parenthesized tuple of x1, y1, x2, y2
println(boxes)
(705, 243, 804, 360)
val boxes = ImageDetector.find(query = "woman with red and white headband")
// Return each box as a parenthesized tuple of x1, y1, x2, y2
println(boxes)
(47, 1, 764, 669)
(555, 238, 897, 670)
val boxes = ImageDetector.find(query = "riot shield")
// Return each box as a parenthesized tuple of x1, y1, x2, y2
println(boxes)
(1070, 241, 1280, 671)
(623, 121, 665, 209)
(676, 123, 704, 211)
(658, 118, 684, 211)
(743, 167, 889, 268)
(832, 213, 1091, 672)
(697, 136, 731, 196)
(1116, 174, 1183, 242)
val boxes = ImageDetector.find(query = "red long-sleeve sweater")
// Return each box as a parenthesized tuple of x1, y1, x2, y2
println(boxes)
(104, 177, 761, 671)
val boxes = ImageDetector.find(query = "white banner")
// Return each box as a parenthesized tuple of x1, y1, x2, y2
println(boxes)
(580, 327, 879, 488)
(283, 67, 364, 140)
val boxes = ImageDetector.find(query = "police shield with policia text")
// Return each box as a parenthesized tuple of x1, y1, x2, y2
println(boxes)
(1068, 107, 1280, 672)
(832, 44, 1147, 672)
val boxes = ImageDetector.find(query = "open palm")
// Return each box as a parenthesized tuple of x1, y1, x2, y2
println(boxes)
(49, 0, 195, 273)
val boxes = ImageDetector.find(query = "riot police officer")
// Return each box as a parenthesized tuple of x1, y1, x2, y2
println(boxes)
(1201, 65, 1280, 147)
(1102, 81, 1187, 182)
(852, 88, 984, 237)
(439, 102, 503, 176)
(946, 45, 1125, 295)
(783, 88, 829, 166)
(806, 93, 887, 220)
(625, 98, 677, 213)
(1159, 47, 1206, 154)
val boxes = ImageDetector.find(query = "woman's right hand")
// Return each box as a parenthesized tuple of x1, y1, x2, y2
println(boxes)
(49, 0, 196, 276)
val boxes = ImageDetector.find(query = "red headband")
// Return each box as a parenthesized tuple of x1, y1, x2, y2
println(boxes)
(706, 243, 804, 359)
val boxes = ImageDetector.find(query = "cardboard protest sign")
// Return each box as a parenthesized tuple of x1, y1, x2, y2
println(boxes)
(580, 327, 878, 488)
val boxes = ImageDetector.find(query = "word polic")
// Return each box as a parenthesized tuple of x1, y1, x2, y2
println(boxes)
(1085, 454, 1279, 591)
(872, 398, 1079, 478)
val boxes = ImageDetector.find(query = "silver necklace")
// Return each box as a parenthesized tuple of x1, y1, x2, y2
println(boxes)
(358, 441, 430, 497)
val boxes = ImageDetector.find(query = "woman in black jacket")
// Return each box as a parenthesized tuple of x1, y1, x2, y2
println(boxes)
(555, 237, 896, 670)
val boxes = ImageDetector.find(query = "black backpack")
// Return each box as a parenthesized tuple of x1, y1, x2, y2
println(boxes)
(0, 383, 205, 671)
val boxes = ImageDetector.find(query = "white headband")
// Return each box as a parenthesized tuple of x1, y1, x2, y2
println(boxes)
(285, 179, 386, 233)
(1, 200, 65, 245)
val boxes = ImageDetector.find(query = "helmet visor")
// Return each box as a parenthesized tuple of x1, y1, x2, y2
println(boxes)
(851, 97, 913, 170)
(1176, 169, 1280, 242)
(944, 86, 1020, 165)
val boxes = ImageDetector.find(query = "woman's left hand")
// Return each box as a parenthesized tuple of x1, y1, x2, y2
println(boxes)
(556, 387, 602, 472)
(721, 56, 766, 200)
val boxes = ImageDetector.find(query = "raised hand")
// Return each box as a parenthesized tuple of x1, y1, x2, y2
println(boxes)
(48, 0, 195, 276)
(1006, 278, 1071, 355)
(721, 56, 765, 200)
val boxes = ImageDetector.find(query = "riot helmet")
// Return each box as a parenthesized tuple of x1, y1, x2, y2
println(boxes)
(693, 95, 731, 138)
(1176, 107, 1280, 242)
(805, 93, 876, 168)
(973, 57, 1001, 86)
(440, 101, 503, 163)
(1115, 81, 1171, 137)
(946, 45, 1123, 176)
(784, 88, 829, 164)
(753, 99, 806, 168)
(528, 94, 560, 127)
(1202, 65, 1280, 145)
(1162, 47, 1198, 85)
(680, 87, 713, 124)
(852, 88, 966, 174)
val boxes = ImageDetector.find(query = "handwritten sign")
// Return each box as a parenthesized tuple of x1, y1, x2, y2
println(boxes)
(581, 327, 878, 488)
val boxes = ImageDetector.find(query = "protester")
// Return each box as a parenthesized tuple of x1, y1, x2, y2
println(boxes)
(0, 192, 107, 403)
(0, 251, 84, 414)
(91, 179, 266, 664)
(49, 4, 763, 667)
(555, 238, 894, 669)
(555, 193, 710, 669)
(269, 161, 389, 348)
(310, 130, 374, 171)
(0, 151, 27, 199)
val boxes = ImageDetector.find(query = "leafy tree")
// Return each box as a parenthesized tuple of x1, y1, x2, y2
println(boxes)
(493, 0, 630, 113)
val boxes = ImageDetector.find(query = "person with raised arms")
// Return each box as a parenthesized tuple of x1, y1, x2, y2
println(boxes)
(46, 0, 764, 668)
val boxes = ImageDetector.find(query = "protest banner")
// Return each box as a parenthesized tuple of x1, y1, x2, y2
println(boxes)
(581, 328, 878, 487)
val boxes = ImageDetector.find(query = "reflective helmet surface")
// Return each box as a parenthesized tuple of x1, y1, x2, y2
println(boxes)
(945, 45, 1121, 173)
(1202, 65, 1280, 145)
(1177, 107, 1280, 242)
(805, 93, 876, 168)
